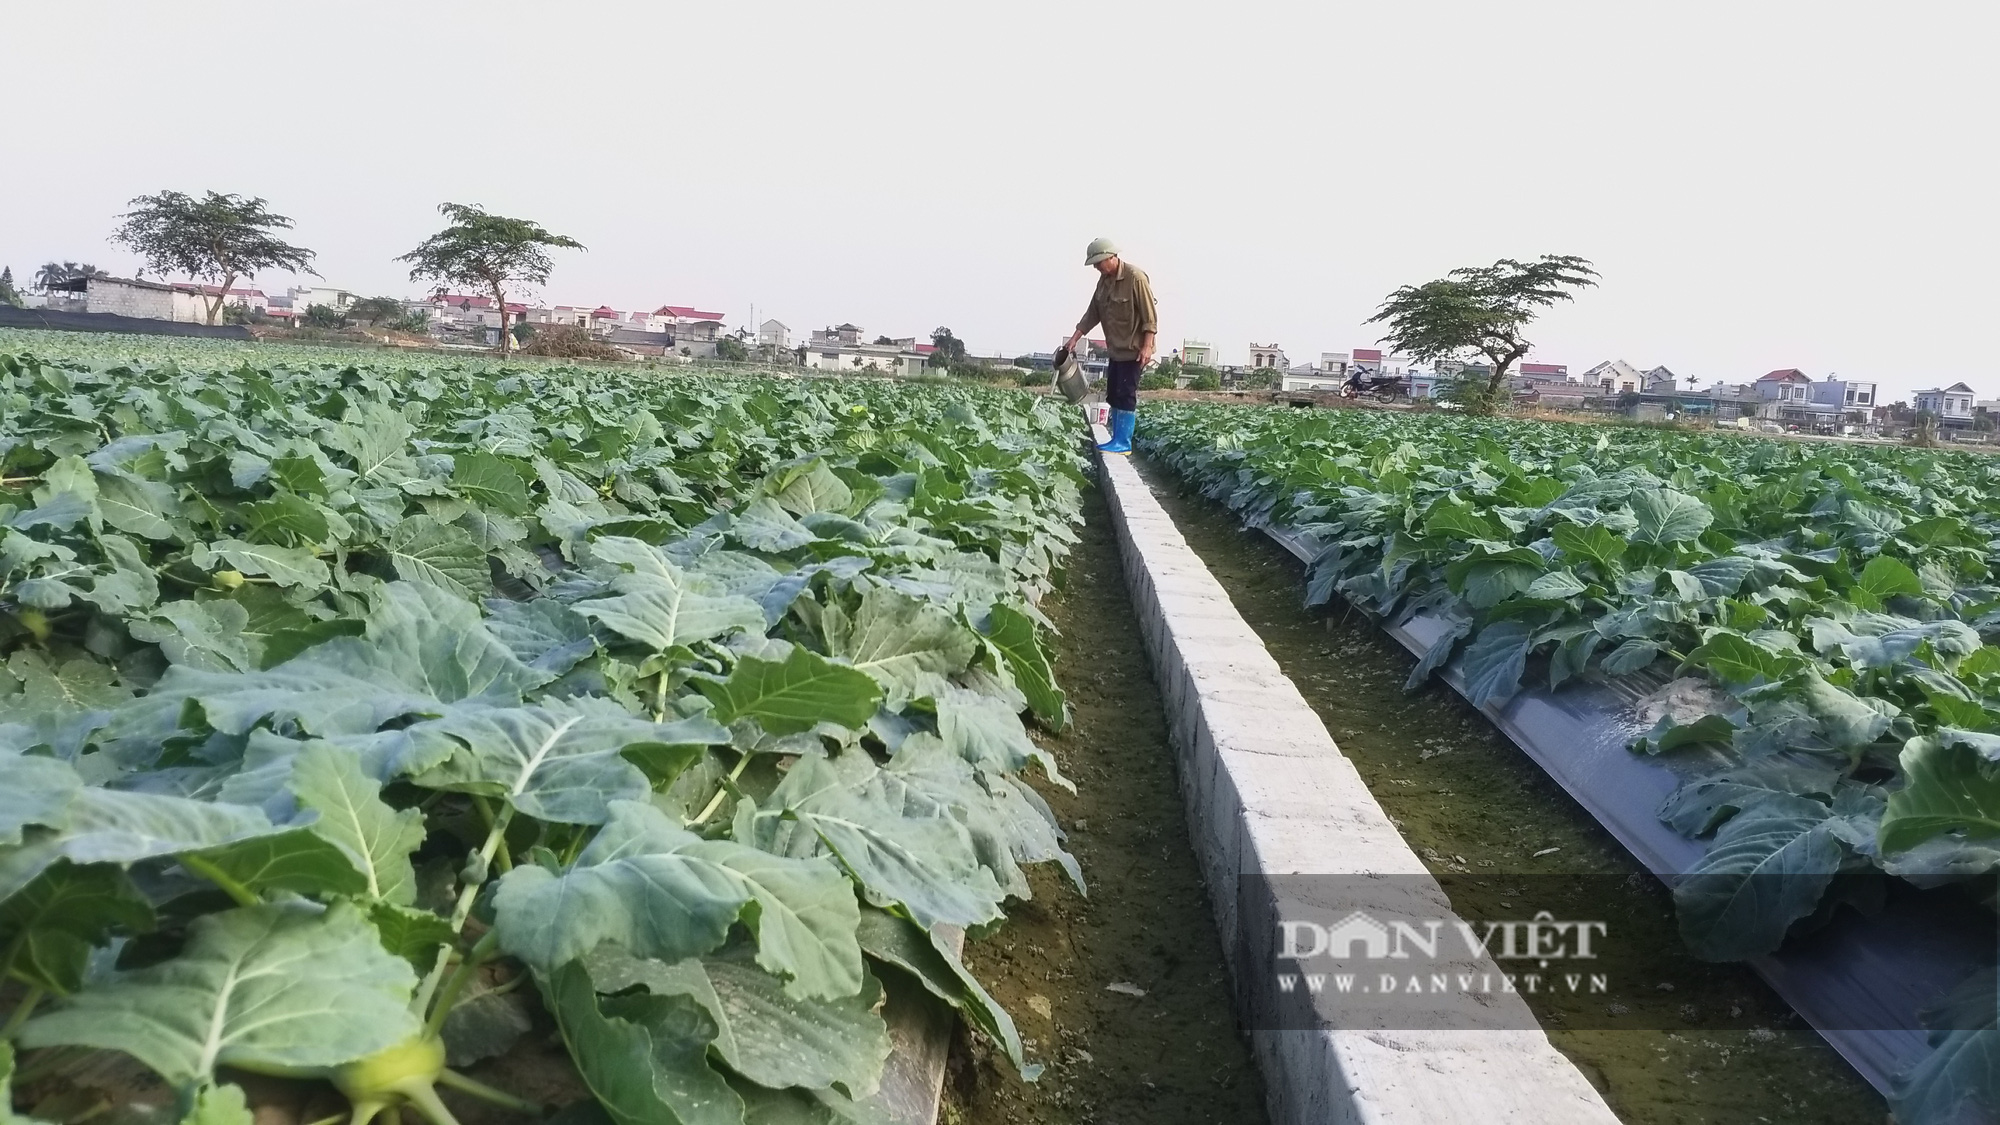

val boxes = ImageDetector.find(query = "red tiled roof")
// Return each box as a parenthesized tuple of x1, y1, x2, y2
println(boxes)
(439, 294, 492, 307)
(591, 306, 620, 318)
(1759, 368, 1810, 382)
(1353, 348, 1383, 361)
(656, 304, 726, 320)
(915, 344, 937, 354)
(1519, 362, 1566, 375)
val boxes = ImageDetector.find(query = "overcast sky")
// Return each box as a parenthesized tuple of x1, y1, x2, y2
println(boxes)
(5, 2, 1994, 400)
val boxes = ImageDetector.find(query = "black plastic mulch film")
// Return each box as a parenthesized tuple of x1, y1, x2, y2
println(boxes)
(1254, 520, 1993, 1096)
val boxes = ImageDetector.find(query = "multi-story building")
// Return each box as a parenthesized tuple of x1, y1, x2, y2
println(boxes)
(1180, 340, 1217, 368)
(1248, 343, 1287, 372)
(1754, 369, 1814, 403)
(288, 286, 357, 313)
(1583, 359, 1644, 394)
(1913, 383, 1977, 428)
(1809, 378, 1879, 411)
(801, 340, 927, 377)
(653, 304, 727, 357)
(1518, 362, 1569, 382)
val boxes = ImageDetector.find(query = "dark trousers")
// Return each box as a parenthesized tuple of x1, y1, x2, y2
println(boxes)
(1105, 359, 1141, 412)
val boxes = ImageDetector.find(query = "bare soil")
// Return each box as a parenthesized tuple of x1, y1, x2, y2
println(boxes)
(1138, 460, 1889, 1125)
(944, 479, 1268, 1125)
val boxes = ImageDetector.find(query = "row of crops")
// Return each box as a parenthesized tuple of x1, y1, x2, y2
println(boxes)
(0, 336, 1088, 1125)
(1136, 401, 2000, 1123)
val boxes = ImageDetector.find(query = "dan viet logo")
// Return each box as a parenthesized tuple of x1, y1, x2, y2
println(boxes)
(1275, 910, 1610, 997)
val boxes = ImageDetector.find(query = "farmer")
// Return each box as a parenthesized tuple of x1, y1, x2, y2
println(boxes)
(1064, 238, 1157, 455)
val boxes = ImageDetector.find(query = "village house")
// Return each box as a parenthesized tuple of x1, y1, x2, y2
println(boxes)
(39, 274, 209, 322)
(1583, 359, 1644, 394)
(1248, 343, 1287, 372)
(1913, 383, 1977, 429)
(800, 324, 928, 376)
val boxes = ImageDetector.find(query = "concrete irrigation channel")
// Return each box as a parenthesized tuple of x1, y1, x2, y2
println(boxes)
(1090, 451, 1893, 1125)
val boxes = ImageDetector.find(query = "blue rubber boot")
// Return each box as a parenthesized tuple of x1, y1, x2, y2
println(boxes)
(1097, 409, 1136, 454)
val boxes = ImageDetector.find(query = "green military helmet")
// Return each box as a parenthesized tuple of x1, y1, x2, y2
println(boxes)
(1084, 237, 1119, 266)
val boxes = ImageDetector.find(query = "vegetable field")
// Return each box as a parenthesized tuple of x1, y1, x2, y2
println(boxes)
(1138, 401, 2000, 1122)
(0, 335, 1087, 1125)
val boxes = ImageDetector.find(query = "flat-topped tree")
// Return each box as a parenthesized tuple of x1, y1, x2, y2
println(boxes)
(111, 192, 318, 324)
(397, 204, 582, 355)
(1367, 254, 1597, 412)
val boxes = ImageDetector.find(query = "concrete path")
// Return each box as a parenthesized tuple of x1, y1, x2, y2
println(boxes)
(1098, 452, 1622, 1125)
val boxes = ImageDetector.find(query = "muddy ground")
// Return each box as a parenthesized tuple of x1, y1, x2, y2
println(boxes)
(944, 479, 1268, 1125)
(1138, 461, 1888, 1125)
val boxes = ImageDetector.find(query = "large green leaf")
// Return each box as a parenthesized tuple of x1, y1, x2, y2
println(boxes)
(1550, 521, 1626, 572)
(291, 742, 427, 902)
(383, 514, 492, 599)
(890, 731, 1080, 894)
(932, 688, 1061, 784)
(184, 827, 370, 900)
(137, 582, 550, 738)
(1658, 763, 1838, 836)
(696, 645, 881, 735)
(822, 587, 977, 707)
(1, 787, 284, 900)
(1889, 970, 2000, 1125)
(578, 537, 767, 651)
(1857, 555, 1925, 601)
(1880, 735, 2000, 854)
(1459, 620, 1532, 708)
(1687, 632, 1801, 688)
(0, 753, 84, 845)
(195, 539, 330, 589)
(415, 698, 724, 825)
(0, 651, 131, 721)
(1628, 489, 1713, 545)
(491, 800, 861, 999)
(772, 460, 855, 518)
(979, 604, 1064, 728)
(732, 497, 819, 553)
(128, 600, 262, 672)
(96, 474, 181, 540)
(734, 753, 1007, 932)
(853, 908, 1029, 1076)
(19, 901, 421, 1083)
(452, 450, 531, 514)
(1422, 497, 1507, 542)
(1795, 672, 1899, 749)
(0, 861, 154, 993)
(484, 598, 598, 675)
(584, 946, 890, 1096)
(546, 960, 743, 1125)
(1673, 811, 1843, 961)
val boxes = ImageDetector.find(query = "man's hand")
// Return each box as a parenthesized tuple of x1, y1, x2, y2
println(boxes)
(1064, 331, 1082, 353)
(1138, 333, 1155, 367)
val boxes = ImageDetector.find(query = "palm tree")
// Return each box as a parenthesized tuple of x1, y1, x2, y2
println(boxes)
(33, 262, 100, 292)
